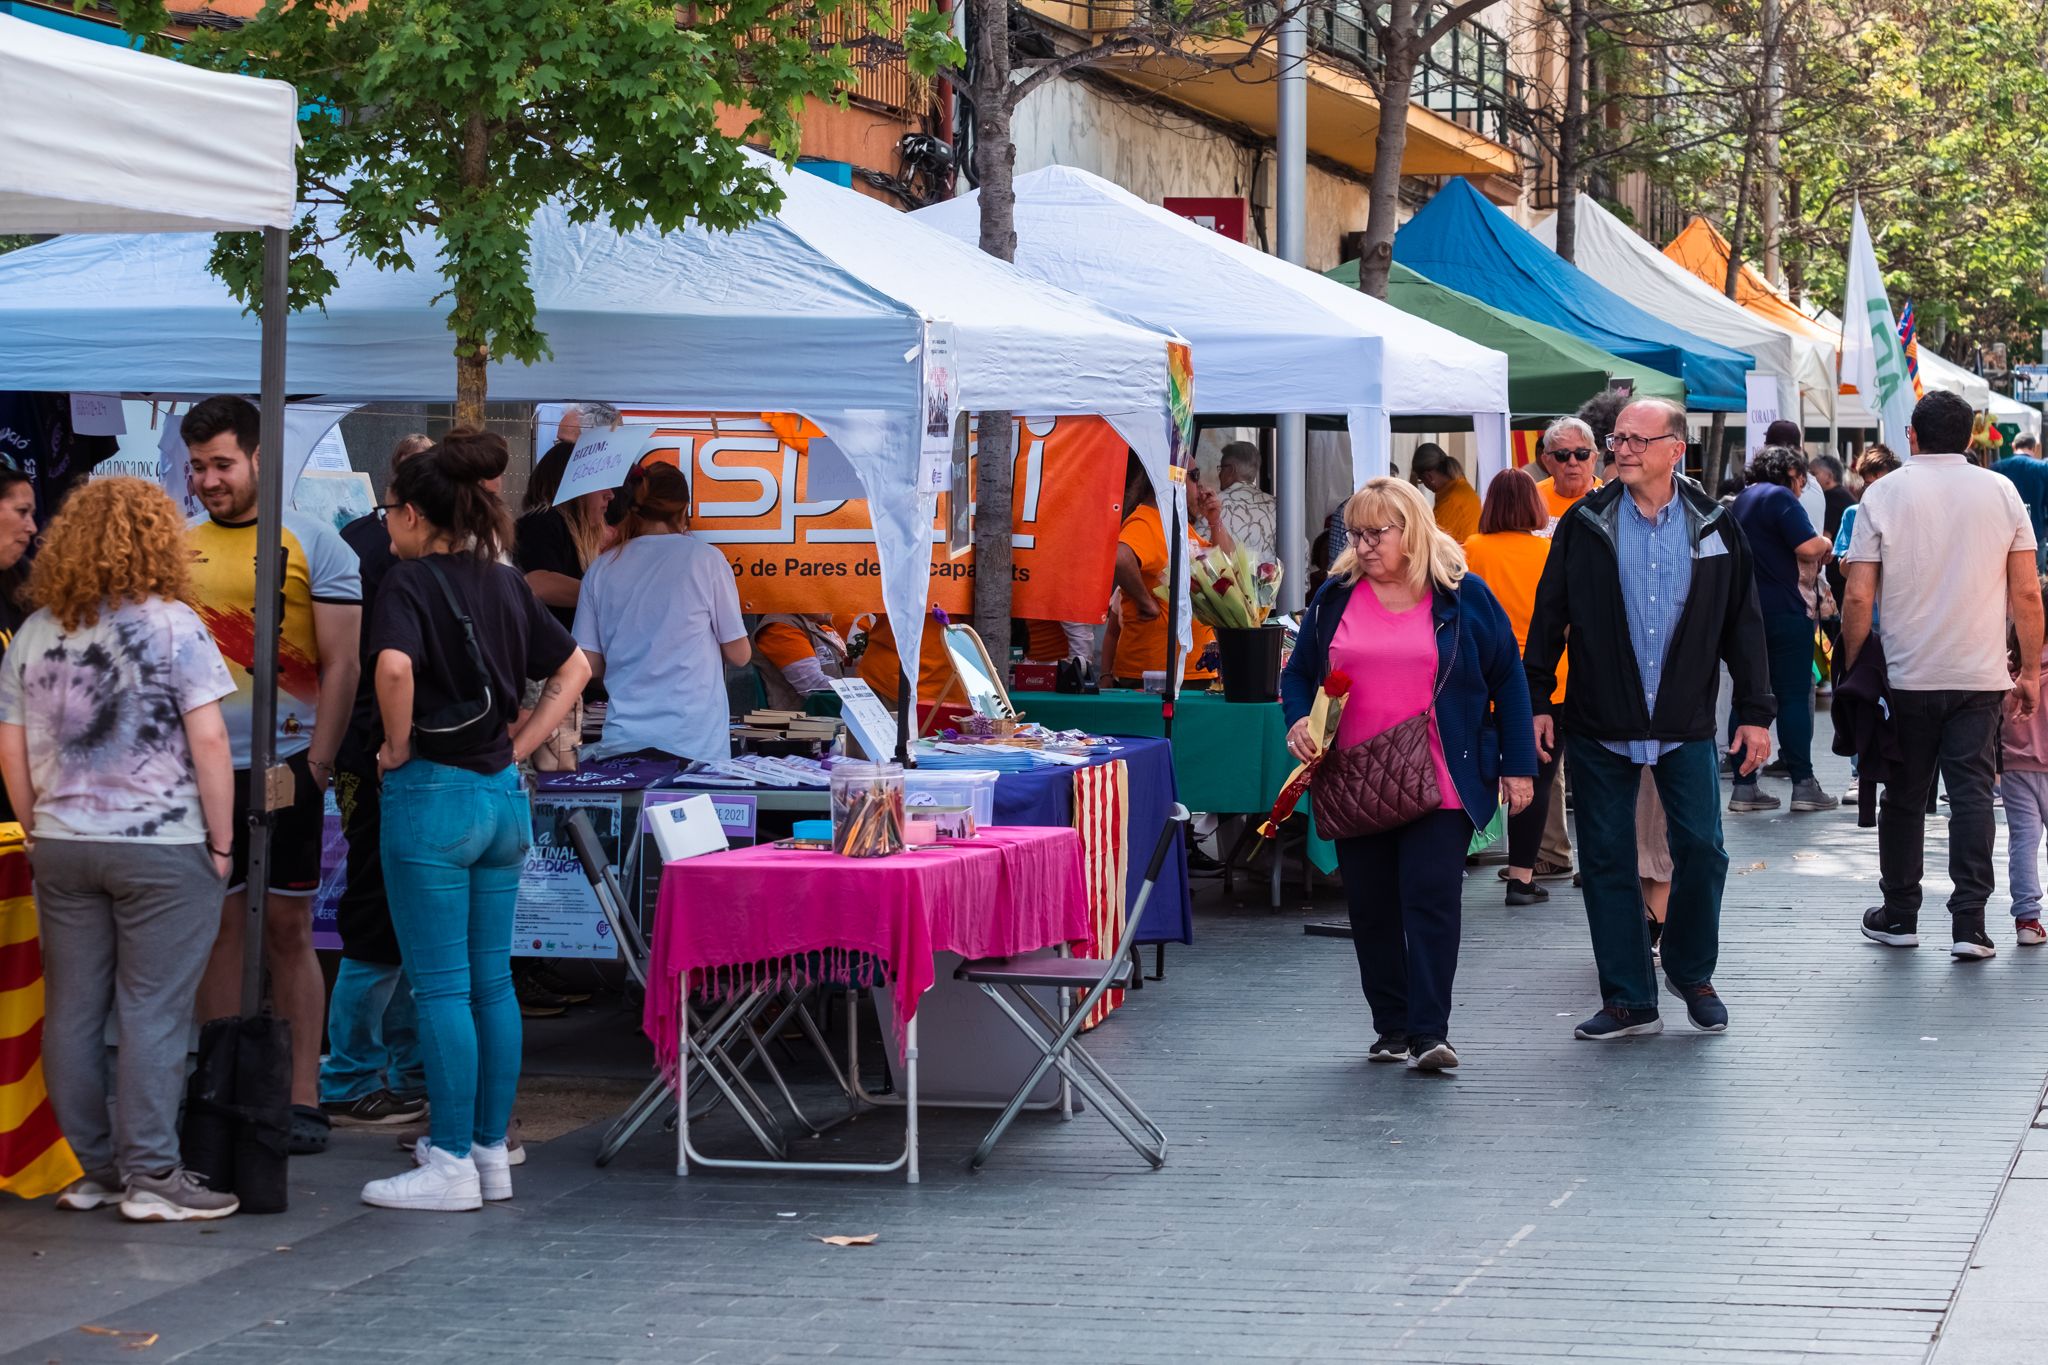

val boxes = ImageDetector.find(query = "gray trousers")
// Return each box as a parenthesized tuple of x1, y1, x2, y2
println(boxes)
(31, 838, 223, 1178)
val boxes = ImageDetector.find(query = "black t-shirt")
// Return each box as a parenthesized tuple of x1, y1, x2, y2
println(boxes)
(341, 512, 398, 737)
(513, 507, 583, 632)
(369, 553, 577, 774)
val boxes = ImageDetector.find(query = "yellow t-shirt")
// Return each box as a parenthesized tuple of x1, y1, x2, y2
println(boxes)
(1432, 478, 1481, 543)
(1462, 530, 1564, 702)
(187, 510, 362, 768)
(1112, 504, 1214, 680)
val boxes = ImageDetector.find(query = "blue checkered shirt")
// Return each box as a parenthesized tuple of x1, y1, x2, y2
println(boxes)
(1601, 489, 1694, 765)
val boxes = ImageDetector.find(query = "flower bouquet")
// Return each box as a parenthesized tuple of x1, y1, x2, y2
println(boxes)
(1156, 544, 1283, 630)
(1258, 669, 1351, 838)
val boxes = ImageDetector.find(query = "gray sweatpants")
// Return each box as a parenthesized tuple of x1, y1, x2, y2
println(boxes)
(31, 839, 224, 1178)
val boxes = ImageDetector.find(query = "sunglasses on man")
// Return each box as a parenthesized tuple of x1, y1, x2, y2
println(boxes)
(1549, 446, 1594, 462)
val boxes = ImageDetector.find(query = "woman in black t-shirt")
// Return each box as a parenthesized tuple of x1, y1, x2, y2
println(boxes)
(358, 431, 590, 1214)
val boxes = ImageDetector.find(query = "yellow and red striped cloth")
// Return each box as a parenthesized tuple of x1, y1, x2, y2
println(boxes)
(1071, 760, 1131, 1030)
(1, 842, 80, 1199)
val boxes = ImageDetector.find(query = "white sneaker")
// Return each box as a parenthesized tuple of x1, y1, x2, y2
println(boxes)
(54, 1169, 123, 1211)
(2019, 919, 2046, 946)
(411, 1135, 511, 1200)
(364, 1144, 481, 1211)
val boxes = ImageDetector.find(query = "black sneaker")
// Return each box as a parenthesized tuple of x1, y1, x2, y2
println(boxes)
(1952, 925, 1998, 960)
(322, 1090, 429, 1127)
(1505, 878, 1550, 906)
(1574, 1006, 1663, 1040)
(1665, 978, 1729, 1032)
(524, 961, 595, 1004)
(1367, 1033, 1409, 1063)
(1860, 906, 1918, 948)
(1408, 1038, 1459, 1071)
(1646, 915, 1663, 960)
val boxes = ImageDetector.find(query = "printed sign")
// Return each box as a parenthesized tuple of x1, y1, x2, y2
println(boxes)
(920, 322, 957, 493)
(642, 790, 758, 842)
(68, 393, 126, 436)
(1744, 374, 1782, 460)
(555, 424, 659, 507)
(831, 677, 899, 762)
(512, 794, 622, 959)
(947, 413, 972, 558)
(617, 410, 1124, 620)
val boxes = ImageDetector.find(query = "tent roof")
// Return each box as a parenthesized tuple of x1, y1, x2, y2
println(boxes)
(0, 13, 297, 233)
(1393, 178, 1752, 411)
(1325, 257, 1683, 413)
(911, 164, 1510, 420)
(1533, 196, 1832, 420)
(0, 151, 1179, 423)
(1663, 217, 1839, 349)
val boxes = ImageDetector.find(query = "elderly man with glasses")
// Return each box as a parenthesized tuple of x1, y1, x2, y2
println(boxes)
(1533, 415, 1602, 529)
(1524, 399, 1776, 1041)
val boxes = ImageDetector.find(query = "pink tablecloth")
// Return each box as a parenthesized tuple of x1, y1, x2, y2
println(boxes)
(644, 826, 1090, 1072)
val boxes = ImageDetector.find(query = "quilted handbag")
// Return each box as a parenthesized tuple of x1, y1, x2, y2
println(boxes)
(1311, 592, 1460, 839)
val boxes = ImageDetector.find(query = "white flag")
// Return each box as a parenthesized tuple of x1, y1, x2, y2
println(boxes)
(1841, 202, 1916, 446)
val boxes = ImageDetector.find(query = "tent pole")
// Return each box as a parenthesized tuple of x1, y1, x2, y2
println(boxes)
(1275, 8, 1308, 615)
(1163, 484, 1182, 739)
(241, 226, 288, 1018)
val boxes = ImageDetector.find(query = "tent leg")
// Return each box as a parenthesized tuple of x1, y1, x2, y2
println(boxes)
(241, 226, 289, 1019)
(1164, 493, 1182, 739)
(1276, 413, 1306, 614)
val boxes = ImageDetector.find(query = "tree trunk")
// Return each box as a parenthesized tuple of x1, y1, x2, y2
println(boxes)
(968, 0, 1017, 650)
(1553, 0, 1589, 263)
(1703, 412, 1728, 497)
(1783, 177, 1804, 303)
(1722, 133, 1756, 300)
(454, 107, 491, 429)
(1354, 1, 1419, 299)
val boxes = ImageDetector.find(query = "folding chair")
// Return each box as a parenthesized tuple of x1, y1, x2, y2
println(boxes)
(954, 803, 1185, 1170)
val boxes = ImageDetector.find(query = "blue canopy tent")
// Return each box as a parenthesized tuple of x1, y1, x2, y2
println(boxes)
(1393, 179, 1753, 412)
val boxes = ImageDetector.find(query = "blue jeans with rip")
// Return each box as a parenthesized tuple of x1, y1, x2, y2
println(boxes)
(319, 960, 425, 1102)
(1568, 736, 1729, 1010)
(381, 759, 532, 1157)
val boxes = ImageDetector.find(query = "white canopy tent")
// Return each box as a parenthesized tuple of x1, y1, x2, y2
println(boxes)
(0, 148, 1187, 697)
(0, 11, 298, 1009)
(912, 165, 1513, 492)
(1990, 390, 2043, 441)
(1533, 197, 1834, 426)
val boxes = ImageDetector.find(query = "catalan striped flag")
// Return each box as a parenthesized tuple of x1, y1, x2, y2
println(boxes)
(1898, 302, 1927, 400)
(1, 843, 80, 1199)
(1070, 759, 1131, 1030)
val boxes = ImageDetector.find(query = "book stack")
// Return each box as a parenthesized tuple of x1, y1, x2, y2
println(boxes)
(732, 709, 844, 757)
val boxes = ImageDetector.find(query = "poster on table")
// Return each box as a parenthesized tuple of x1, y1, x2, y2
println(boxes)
(1743, 374, 1781, 461)
(511, 794, 622, 958)
(617, 409, 1125, 621)
(920, 322, 957, 493)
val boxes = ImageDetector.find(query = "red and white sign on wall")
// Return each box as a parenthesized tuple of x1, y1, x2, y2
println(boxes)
(1163, 196, 1248, 243)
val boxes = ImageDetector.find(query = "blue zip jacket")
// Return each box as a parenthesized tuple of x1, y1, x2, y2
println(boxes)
(1281, 572, 1537, 828)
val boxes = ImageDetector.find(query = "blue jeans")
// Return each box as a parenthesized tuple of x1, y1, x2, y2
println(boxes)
(381, 760, 532, 1157)
(2003, 769, 2048, 922)
(318, 959, 424, 1102)
(1568, 737, 1728, 1009)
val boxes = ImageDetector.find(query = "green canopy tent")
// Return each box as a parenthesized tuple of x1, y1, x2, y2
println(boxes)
(1326, 259, 1685, 418)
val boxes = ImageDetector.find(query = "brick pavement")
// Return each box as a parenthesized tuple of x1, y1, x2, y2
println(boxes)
(4, 753, 2046, 1363)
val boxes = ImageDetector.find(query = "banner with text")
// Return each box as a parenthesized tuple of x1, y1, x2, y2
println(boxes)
(618, 411, 1127, 620)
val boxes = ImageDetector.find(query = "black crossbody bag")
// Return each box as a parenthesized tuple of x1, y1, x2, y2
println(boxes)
(412, 559, 497, 761)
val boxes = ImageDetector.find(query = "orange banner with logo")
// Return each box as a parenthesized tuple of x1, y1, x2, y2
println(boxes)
(619, 412, 1126, 620)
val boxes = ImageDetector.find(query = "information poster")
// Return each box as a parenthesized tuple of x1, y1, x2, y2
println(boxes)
(1744, 374, 1781, 460)
(512, 794, 622, 959)
(947, 412, 972, 557)
(921, 322, 957, 493)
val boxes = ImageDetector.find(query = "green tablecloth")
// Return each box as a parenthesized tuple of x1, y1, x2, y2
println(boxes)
(1011, 690, 1292, 816)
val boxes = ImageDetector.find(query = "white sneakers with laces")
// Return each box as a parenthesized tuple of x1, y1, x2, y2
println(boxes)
(363, 1142, 482, 1212)
(409, 1135, 513, 1201)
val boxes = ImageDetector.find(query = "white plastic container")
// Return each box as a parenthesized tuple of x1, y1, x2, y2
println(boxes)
(903, 769, 1000, 832)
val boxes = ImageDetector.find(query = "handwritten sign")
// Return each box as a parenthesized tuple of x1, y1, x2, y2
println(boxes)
(556, 424, 658, 507)
(68, 393, 125, 436)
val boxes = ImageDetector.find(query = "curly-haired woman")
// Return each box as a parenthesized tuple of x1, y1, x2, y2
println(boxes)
(0, 478, 239, 1221)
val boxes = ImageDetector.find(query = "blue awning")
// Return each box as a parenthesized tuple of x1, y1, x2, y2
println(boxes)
(1394, 179, 1753, 412)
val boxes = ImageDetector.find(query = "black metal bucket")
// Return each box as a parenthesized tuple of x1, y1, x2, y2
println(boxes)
(1214, 624, 1284, 703)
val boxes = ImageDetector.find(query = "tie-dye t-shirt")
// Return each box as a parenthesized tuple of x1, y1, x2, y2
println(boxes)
(0, 597, 235, 842)
(187, 509, 362, 768)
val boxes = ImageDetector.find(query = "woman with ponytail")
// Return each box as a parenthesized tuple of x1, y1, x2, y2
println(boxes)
(572, 460, 749, 762)
(358, 429, 590, 1212)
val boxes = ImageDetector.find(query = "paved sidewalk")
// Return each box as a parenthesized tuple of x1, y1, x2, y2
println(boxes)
(4, 755, 2046, 1363)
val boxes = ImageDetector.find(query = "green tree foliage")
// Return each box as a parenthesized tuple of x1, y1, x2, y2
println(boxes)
(111, 0, 903, 419)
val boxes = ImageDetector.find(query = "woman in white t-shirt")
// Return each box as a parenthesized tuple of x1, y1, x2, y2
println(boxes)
(0, 479, 240, 1222)
(573, 462, 749, 761)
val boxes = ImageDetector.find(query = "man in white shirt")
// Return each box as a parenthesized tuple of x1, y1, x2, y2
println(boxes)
(1844, 390, 2044, 960)
(1213, 441, 1276, 567)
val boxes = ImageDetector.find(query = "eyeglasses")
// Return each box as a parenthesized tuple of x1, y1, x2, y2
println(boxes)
(1549, 446, 1595, 462)
(1604, 432, 1683, 454)
(1346, 523, 1400, 547)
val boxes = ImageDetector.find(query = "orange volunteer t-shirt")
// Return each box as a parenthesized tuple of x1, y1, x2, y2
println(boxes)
(1462, 530, 1565, 703)
(834, 613, 954, 708)
(1539, 476, 1601, 525)
(1112, 503, 1214, 682)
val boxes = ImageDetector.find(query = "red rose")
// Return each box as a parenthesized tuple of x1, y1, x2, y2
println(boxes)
(1324, 670, 1353, 699)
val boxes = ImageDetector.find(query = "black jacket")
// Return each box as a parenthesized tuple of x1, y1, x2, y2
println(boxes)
(1524, 477, 1775, 744)
(1831, 633, 1897, 829)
